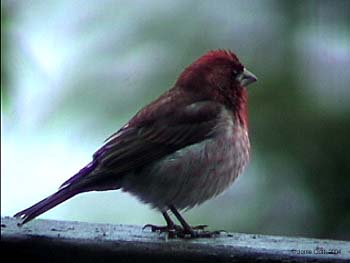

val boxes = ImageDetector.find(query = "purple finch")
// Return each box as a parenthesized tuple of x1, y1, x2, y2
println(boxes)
(14, 50, 257, 238)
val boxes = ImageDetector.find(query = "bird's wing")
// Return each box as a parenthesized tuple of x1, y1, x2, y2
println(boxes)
(94, 101, 224, 173)
(59, 100, 225, 190)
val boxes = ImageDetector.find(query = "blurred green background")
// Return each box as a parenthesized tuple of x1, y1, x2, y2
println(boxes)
(1, 0, 349, 240)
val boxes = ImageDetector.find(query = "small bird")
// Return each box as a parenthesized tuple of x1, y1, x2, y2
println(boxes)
(14, 50, 257, 238)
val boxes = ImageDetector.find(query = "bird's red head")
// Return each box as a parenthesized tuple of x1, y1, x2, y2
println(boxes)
(177, 49, 256, 89)
(176, 50, 257, 126)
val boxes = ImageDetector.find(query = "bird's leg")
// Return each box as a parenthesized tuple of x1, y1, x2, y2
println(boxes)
(143, 211, 182, 237)
(169, 205, 219, 238)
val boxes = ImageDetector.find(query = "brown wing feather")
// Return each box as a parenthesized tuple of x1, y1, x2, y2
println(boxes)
(94, 101, 223, 173)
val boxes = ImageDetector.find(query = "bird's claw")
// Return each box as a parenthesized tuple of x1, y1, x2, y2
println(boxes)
(143, 224, 182, 232)
(180, 227, 222, 238)
(143, 223, 220, 239)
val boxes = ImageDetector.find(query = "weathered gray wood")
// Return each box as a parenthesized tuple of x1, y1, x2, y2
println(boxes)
(1, 216, 349, 262)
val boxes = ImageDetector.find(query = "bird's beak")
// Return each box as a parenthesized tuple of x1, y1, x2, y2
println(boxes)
(238, 68, 257, 87)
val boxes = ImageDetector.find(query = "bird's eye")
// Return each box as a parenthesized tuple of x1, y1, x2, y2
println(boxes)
(232, 69, 241, 79)
(232, 66, 244, 80)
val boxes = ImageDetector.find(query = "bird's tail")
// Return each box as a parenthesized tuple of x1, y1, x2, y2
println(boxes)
(13, 161, 97, 225)
(14, 187, 80, 226)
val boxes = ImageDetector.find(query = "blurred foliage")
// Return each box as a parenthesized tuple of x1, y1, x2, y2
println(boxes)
(1, 0, 349, 240)
(249, 0, 350, 239)
(1, 2, 11, 109)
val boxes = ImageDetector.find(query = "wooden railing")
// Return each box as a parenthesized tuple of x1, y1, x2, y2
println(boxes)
(1, 216, 349, 262)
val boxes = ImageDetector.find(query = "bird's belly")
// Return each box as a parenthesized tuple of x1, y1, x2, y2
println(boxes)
(122, 128, 249, 210)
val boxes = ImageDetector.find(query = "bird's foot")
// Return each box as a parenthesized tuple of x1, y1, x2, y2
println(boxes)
(143, 224, 183, 238)
(143, 223, 220, 239)
(143, 223, 182, 233)
(178, 227, 222, 239)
